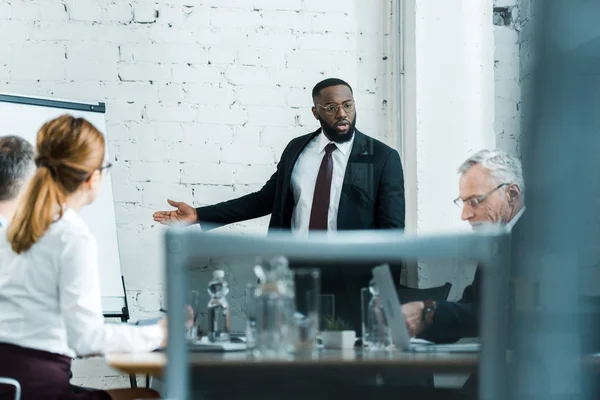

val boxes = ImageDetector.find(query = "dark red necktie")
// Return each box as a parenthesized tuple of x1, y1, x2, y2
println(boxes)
(309, 143, 337, 231)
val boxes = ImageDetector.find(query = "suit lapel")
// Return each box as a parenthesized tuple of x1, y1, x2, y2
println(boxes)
(343, 130, 368, 186)
(337, 130, 371, 230)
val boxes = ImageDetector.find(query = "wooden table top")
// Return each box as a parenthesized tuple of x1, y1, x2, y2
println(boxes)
(106, 349, 479, 377)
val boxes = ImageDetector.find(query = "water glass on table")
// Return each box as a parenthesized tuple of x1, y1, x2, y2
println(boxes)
(292, 268, 321, 355)
(253, 289, 294, 358)
(244, 283, 258, 350)
(319, 294, 335, 332)
(361, 287, 392, 350)
(252, 261, 296, 358)
(186, 290, 201, 341)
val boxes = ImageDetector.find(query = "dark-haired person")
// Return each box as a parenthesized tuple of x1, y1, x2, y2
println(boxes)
(154, 78, 405, 330)
(0, 135, 35, 227)
(0, 115, 165, 400)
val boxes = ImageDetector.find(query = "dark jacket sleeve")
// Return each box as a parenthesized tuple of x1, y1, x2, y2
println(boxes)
(195, 152, 286, 230)
(419, 267, 481, 344)
(376, 149, 405, 229)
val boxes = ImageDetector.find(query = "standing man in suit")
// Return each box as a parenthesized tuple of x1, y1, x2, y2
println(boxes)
(401, 149, 525, 344)
(0, 135, 35, 227)
(154, 78, 405, 329)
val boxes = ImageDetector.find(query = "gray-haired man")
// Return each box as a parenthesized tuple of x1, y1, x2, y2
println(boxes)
(0, 136, 35, 227)
(401, 149, 525, 343)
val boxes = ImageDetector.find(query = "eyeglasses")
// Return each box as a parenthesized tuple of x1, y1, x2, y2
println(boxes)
(99, 162, 112, 173)
(316, 101, 355, 116)
(85, 162, 112, 181)
(97, 162, 112, 177)
(453, 183, 508, 208)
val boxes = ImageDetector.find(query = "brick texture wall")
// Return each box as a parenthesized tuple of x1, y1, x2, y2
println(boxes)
(494, 0, 521, 155)
(1, 0, 396, 388)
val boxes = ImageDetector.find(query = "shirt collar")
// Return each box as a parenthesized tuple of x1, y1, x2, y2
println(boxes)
(505, 206, 526, 231)
(317, 130, 355, 156)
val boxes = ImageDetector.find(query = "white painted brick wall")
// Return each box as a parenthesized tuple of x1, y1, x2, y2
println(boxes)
(132, 2, 158, 23)
(12, 0, 67, 21)
(106, 2, 132, 22)
(494, 0, 522, 155)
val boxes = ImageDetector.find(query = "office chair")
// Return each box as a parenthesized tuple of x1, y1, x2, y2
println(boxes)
(0, 377, 21, 400)
(397, 282, 452, 304)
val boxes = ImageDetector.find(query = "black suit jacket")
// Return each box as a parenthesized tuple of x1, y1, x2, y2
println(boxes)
(419, 268, 481, 344)
(196, 128, 405, 331)
(196, 128, 405, 231)
(420, 212, 525, 344)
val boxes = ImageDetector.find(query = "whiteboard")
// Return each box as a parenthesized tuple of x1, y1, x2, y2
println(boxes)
(0, 94, 127, 316)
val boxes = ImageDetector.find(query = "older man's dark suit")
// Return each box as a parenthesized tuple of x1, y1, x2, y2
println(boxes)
(196, 128, 405, 330)
(417, 212, 526, 397)
(419, 212, 525, 344)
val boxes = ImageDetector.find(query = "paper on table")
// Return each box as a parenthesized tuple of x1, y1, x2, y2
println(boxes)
(188, 337, 247, 352)
(409, 338, 434, 345)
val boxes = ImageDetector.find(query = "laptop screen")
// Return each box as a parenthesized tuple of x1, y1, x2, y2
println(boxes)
(372, 264, 412, 350)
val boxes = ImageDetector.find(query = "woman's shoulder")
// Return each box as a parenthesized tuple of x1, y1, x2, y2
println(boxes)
(0, 227, 9, 250)
(47, 209, 94, 245)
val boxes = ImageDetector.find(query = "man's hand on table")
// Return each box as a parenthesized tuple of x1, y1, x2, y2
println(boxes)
(401, 301, 425, 337)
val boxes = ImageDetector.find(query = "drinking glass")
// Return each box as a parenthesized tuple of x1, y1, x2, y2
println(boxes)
(244, 283, 258, 350)
(186, 290, 201, 341)
(319, 294, 335, 331)
(361, 287, 392, 350)
(292, 268, 321, 355)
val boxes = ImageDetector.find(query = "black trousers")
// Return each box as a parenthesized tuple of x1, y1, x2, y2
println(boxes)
(0, 342, 110, 400)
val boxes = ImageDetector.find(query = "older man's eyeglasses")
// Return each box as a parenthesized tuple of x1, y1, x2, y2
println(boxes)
(317, 101, 355, 116)
(453, 183, 509, 208)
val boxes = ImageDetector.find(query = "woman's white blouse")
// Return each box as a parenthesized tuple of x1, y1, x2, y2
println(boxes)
(0, 209, 163, 358)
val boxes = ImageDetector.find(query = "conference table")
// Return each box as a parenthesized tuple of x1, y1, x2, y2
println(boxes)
(106, 348, 478, 377)
(106, 348, 600, 400)
(107, 349, 478, 399)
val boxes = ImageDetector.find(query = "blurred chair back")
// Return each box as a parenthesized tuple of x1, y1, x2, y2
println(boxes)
(397, 282, 452, 304)
(0, 377, 21, 400)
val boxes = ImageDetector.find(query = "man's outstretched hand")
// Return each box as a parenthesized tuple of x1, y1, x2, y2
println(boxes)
(153, 199, 198, 226)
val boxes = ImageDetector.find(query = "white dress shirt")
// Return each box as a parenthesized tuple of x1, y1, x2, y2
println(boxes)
(290, 131, 355, 235)
(0, 209, 163, 358)
(506, 206, 526, 231)
(0, 215, 6, 228)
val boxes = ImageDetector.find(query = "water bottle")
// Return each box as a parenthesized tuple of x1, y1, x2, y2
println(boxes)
(207, 270, 230, 342)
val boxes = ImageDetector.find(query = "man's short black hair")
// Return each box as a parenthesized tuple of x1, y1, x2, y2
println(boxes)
(0, 135, 35, 201)
(312, 78, 353, 101)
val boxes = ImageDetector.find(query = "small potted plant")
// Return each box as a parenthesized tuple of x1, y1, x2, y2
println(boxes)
(320, 317, 356, 349)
